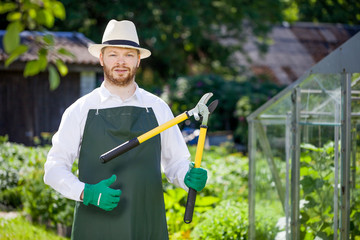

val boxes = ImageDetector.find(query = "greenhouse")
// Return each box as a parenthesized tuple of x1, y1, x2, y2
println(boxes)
(247, 31, 360, 240)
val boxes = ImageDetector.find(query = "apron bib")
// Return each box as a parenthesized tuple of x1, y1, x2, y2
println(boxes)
(71, 106, 168, 240)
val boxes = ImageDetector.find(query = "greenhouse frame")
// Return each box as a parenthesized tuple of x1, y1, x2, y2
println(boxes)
(247, 31, 360, 240)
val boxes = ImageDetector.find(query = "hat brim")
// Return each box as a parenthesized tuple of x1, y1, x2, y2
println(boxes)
(88, 44, 151, 59)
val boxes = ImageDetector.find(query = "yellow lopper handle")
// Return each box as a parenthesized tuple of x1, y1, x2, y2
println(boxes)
(194, 126, 208, 168)
(184, 125, 208, 224)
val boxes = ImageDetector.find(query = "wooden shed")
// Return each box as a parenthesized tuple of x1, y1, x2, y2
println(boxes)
(0, 31, 102, 145)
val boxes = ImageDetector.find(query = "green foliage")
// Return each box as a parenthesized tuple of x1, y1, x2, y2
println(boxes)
(163, 188, 219, 239)
(0, 139, 280, 239)
(198, 146, 249, 200)
(0, 136, 29, 209)
(0, 0, 70, 90)
(0, 216, 68, 240)
(163, 75, 284, 145)
(0, 139, 75, 232)
(299, 142, 360, 239)
(191, 200, 248, 240)
(299, 142, 336, 239)
(254, 204, 281, 240)
(190, 199, 278, 240)
(254, 153, 287, 204)
(19, 149, 75, 228)
(52, 0, 284, 89)
(164, 145, 250, 239)
(281, 0, 360, 24)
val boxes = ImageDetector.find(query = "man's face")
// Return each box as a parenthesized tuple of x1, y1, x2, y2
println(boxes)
(100, 47, 140, 87)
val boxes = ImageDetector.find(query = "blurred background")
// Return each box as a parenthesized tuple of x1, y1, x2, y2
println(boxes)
(1, 0, 359, 149)
(0, 0, 360, 239)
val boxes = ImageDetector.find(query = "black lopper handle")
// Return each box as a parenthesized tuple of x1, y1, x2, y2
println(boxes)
(100, 138, 140, 163)
(184, 187, 197, 223)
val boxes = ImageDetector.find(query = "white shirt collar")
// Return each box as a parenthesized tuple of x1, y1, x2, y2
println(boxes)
(99, 81, 142, 103)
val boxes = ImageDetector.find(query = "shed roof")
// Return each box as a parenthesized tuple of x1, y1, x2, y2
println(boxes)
(234, 22, 360, 85)
(0, 31, 99, 65)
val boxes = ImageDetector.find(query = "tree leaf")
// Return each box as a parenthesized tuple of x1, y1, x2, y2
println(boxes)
(55, 59, 68, 76)
(3, 21, 23, 53)
(195, 196, 220, 206)
(6, 11, 21, 21)
(48, 65, 60, 90)
(301, 143, 320, 152)
(0, 2, 17, 14)
(28, 8, 37, 20)
(38, 54, 48, 72)
(300, 175, 316, 195)
(37, 9, 54, 28)
(57, 48, 75, 58)
(24, 60, 41, 77)
(5, 44, 28, 67)
(51, 1, 66, 20)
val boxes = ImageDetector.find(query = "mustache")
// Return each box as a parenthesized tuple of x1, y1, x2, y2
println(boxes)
(112, 65, 130, 71)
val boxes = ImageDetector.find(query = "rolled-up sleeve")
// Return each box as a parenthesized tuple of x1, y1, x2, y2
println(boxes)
(44, 105, 85, 201)
(156, 103, 191, 191)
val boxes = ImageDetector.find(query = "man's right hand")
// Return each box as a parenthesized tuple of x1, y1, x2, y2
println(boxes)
(83, 174, 121, 211)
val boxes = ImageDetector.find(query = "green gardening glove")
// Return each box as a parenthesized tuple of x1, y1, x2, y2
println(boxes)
(184, 162, 208, 192)
(83, 174, 121, 211)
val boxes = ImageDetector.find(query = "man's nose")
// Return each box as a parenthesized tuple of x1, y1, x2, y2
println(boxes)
(116, 55, 126, 64)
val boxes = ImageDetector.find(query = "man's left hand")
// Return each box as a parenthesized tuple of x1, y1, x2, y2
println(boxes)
(184, 162, 208, 192)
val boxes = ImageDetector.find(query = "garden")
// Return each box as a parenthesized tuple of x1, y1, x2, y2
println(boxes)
(0, 134, 281, 239)
(1, 73, 360, 240)
(1, 133, 360, 239)
(0, 73, 284, 239)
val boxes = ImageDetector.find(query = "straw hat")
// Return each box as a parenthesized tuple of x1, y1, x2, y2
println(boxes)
(88, 19, 151, 59)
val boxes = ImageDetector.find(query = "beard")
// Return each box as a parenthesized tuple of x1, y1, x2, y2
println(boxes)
(103, 64, 138, 87)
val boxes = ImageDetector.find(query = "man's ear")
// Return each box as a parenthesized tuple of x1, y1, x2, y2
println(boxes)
(99, 52, 104, 67)
(137, 56, 141, 68)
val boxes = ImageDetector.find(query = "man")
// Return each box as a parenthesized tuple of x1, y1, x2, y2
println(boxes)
(44, 19, 207, 240)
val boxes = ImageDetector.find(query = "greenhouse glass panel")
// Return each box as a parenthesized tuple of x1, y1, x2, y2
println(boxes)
(298, 74, 341, 126)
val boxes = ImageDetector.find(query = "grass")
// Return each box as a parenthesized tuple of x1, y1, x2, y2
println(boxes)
(0, 216, 69, 240)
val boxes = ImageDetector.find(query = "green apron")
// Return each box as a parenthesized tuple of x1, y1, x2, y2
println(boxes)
(71, 106, 168, 240)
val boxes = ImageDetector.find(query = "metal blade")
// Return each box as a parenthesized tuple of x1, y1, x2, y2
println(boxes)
(208, 100, 219, 114)
(187, 92, 213, 120)
(198, 92, 213, 106)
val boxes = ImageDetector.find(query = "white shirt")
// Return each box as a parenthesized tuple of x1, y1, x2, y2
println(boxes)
(44, 83, 191, 201)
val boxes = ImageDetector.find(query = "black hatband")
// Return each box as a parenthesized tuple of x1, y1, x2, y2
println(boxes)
(102, 40, 140, 48)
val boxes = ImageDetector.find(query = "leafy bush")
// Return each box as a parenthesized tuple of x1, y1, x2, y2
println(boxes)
(20, 151, 75, 229)
(0, 137, 75, 234)
(191, 200, 248, 240)
(299, 142, 360, 239)
(191, 199, 279, 240)
(163, 188, 219, 239)
(254, 204, 280, 240)
(199, 146, 249, 201)
(299, 142, 336, 239)
(164, 146, 249, 239)
(0, 136, 28, 209)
